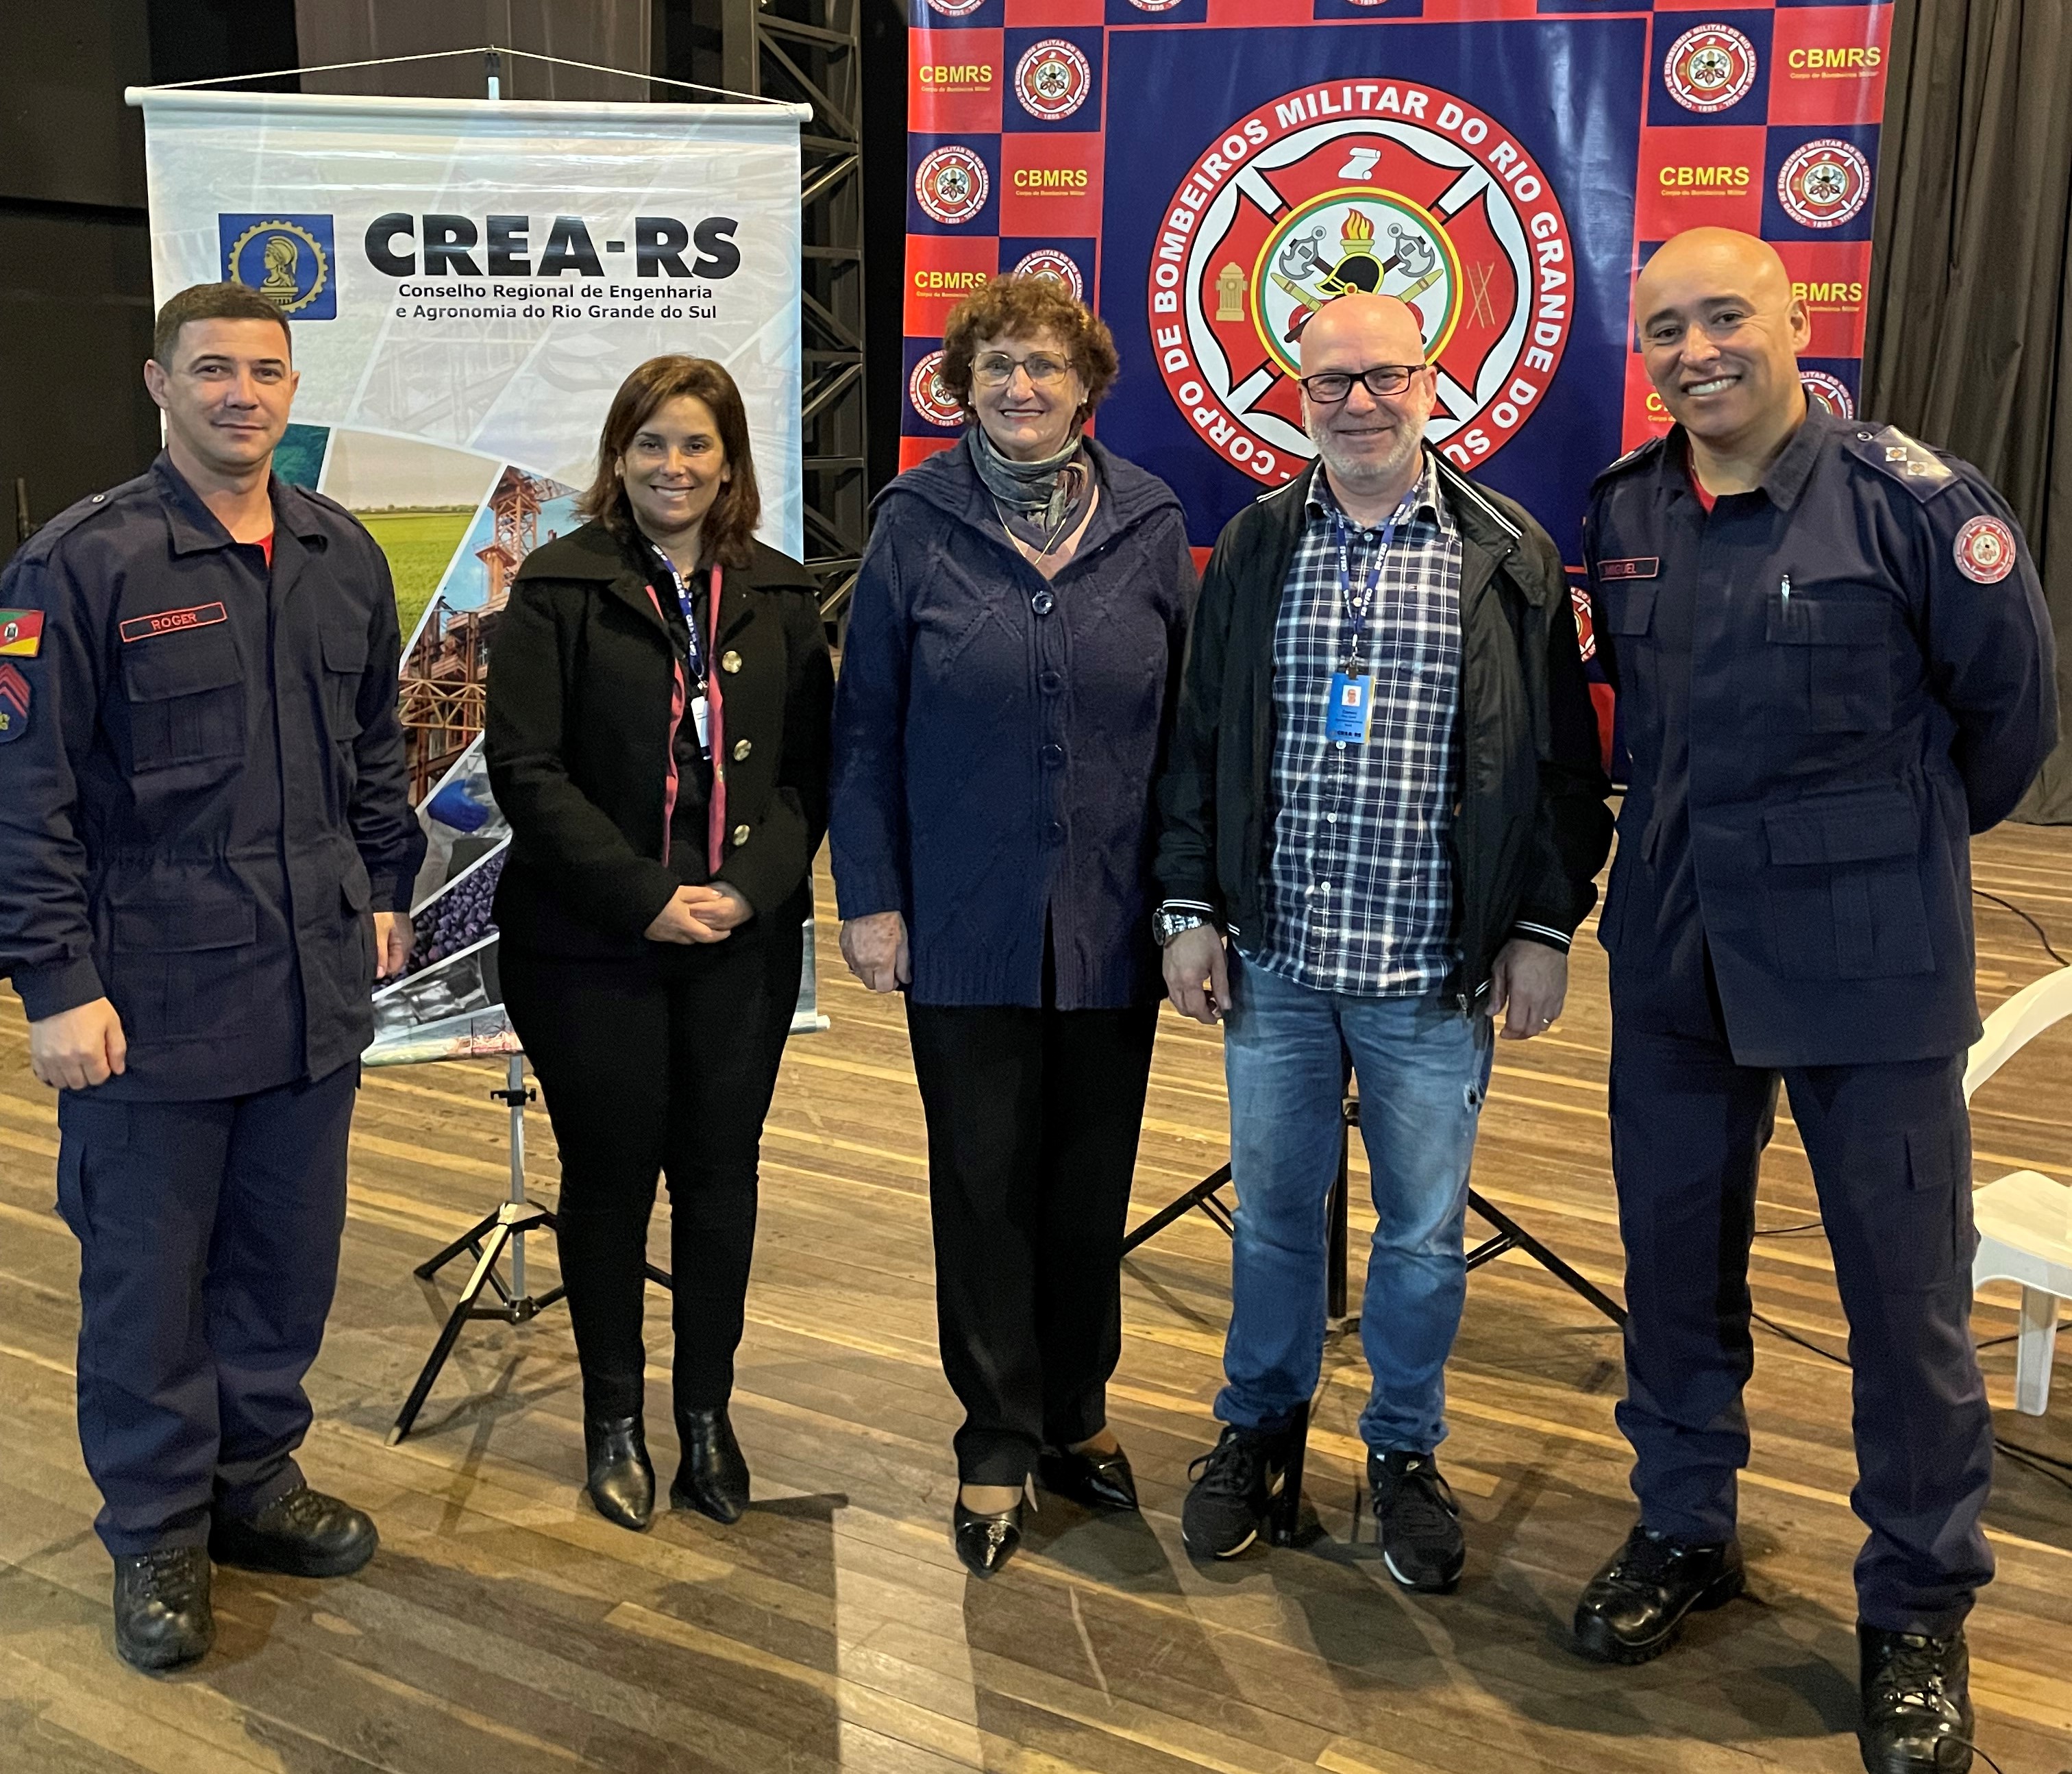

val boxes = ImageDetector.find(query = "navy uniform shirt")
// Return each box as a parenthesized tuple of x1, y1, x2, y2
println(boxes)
(1584, 408, 2056, 1068)
(0, 454, 427, 1100)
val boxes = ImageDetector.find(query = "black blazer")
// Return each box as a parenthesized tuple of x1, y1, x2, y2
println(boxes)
(485, 519, 833, 957)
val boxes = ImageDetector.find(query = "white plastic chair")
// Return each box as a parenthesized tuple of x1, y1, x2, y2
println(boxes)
(1963, 964, 2072, 1416)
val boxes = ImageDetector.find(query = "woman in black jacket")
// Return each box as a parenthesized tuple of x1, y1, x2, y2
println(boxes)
(485, 356, 832, 1532)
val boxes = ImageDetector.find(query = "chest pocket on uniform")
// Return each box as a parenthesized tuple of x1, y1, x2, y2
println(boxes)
(121, 630, 244, 769)
(1602, 582, 1657, 637)
(1764, 595, 1890, 733)
(321, 622, 369, 739)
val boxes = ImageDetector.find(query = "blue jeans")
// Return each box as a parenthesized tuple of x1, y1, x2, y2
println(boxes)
(1216, 952, 1493, 1453)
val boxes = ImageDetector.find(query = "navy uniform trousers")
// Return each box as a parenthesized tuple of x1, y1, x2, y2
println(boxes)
(55, 1064, 360, 1556)
(1609, 970, 1993, 1636)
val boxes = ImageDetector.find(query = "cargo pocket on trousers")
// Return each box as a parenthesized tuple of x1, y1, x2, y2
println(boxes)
(1870, 1123, 1971, 1294)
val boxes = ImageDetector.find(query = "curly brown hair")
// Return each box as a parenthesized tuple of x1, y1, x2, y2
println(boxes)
(937, 275, 1119, 422)
(576, 355, 762, 569)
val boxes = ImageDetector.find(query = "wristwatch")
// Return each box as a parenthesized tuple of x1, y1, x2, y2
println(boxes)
(1152, 906, 1211, 947)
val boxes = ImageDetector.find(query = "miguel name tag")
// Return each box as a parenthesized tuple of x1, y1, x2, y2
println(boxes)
(1325, 672, 1374, 743)
(1598, 558, 1660, 581)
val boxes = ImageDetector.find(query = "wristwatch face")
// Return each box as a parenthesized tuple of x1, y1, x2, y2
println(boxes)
(1155, 910, 1203, 946)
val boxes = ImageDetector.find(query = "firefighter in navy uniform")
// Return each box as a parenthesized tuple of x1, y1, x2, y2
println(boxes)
(1572, 230, 2056, 1774)
(0, 284, 426, 1672)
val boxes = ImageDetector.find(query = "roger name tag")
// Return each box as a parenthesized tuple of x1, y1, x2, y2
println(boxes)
(1326, 671, 1374, 743)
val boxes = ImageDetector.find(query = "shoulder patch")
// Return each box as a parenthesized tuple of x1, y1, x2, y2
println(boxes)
(1952, 514, 2019, 584)
(1842, 425, 1958, 502)
(1591, 434, 1666, 489)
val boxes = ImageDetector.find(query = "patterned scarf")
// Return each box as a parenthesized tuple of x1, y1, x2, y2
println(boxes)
(970, 426, 1092, 551)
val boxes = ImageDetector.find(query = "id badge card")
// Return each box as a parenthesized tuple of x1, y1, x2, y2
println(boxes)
(1325, 671, 1374, 743)
(689, 693, 713, 759)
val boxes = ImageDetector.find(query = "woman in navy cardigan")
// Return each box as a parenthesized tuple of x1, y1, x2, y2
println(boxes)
(830, 277, 1198, 1575)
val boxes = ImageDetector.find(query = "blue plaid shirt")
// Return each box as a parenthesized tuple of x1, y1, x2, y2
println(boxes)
(1250, 455, 1464, 996)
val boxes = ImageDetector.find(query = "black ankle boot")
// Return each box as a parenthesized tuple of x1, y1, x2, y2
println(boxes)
(1572, 1523, 1744, 1664)
(1858, 1623, 1974, 1774)
(112, 1546, 214, 1671)
(583, 1414, 655, 1531)
(671, 1405, 750, 1523)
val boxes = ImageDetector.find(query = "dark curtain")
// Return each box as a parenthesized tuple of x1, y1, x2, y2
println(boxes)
(1866, 0, 2072, 820)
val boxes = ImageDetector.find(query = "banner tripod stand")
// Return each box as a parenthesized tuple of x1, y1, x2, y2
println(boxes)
(388, 1052, 672, 1444)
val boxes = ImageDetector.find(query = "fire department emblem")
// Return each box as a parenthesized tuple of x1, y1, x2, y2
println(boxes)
(1777, 138, 1872, 230)
(915, 145, 990, 225)
(1013, 247, 1086, 299)
(1015, 40, 1092, 123)
(1128, 0, 1184, 11)
(1150, 82, 1575, 486)
(909, 349, 964, 428)
(924, 0, 987, 16)
(1664, 24, 1759, 115)
(1953, 514, 2018, 585)
(1800, 369, 1855, 421)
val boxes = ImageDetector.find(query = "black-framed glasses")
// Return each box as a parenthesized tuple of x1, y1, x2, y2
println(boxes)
(1298, 363, 1429, 403)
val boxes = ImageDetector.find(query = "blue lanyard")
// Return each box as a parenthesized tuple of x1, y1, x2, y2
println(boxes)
(1334, 492, 1414, 669)
(652, 547, 706, 686)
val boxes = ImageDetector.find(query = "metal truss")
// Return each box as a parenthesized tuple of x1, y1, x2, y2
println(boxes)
(722, 0, 867, 628)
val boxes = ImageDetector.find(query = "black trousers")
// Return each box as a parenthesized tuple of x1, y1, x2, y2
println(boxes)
(55, 1063, 359, 1555)
(500, 911, 802, 1420)
(905, 996, 1159, 1487)
(1610, 1017, 1994, 1635)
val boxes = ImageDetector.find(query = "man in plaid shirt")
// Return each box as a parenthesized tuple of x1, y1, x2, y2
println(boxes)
(1154, 293, 1612, 1581)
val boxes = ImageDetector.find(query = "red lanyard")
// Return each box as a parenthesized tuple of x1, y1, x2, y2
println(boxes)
(704, 564, 727, 875)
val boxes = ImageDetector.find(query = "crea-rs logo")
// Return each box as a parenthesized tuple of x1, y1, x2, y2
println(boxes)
(220, 214, 337, 319)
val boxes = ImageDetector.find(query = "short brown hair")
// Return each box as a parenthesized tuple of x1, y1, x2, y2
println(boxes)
(576, 356, 763, 569)
(152, 282, 293, 367)
(938, 275, 1119, 421)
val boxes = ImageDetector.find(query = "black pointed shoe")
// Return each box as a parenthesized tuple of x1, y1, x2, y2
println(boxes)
(1037, 1444, 1139, 1512)
(1572, 1523, 1744, 1664)
(209, 1483, 378, 1579)
(112, 1546, 214, 1671)
(1858, 1624, 1974, 1774)
(670, 1405, 750, 1523)
(582, 1414, 655, 1531)
(952, 1500, 1022, 1577)
(1369, 1449, 1465, 1593)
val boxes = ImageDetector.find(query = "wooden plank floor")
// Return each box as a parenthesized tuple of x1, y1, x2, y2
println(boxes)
(3, 828, 2071, 1773)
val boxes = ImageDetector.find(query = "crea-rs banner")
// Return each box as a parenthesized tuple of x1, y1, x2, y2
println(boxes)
(900, 0, 1890, 557)
(127, 86, 817, 1063)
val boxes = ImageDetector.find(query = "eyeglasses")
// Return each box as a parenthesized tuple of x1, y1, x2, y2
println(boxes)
(972, 352, 1072, 389)
(1298, 364, 1429, 403)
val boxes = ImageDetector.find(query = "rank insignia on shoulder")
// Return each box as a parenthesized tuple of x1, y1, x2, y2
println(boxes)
(1847, 425, 1956, 501)
(1953, 514, 2018, 584)
(0, 610, 44, 657)
(0, 661, 30, 743)
(1592, 436, 1665, 486)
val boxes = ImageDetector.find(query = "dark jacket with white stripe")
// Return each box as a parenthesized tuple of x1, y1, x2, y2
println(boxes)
(1153, 452, 1613, 1011)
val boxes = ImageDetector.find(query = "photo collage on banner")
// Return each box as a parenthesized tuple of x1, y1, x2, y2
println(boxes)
(136, 88, 813, 1064)
(901, 0, 1892, 569)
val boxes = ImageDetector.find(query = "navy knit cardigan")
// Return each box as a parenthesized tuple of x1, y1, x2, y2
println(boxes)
(830, 434, 1198, 1009)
